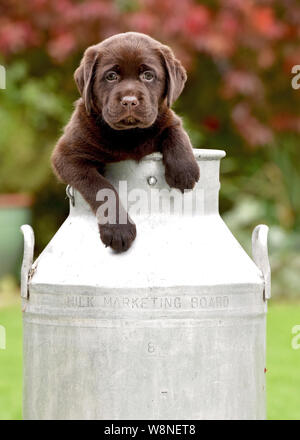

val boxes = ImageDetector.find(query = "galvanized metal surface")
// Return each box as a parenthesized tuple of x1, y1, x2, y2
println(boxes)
(21, 149, 270, 420)
(20, 225, 34, 299)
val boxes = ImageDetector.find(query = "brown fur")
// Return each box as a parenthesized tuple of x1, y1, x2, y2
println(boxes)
(52, 32, 199, 252)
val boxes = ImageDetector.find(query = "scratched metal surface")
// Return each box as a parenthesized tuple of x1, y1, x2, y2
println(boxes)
(21, 149, 270, 420)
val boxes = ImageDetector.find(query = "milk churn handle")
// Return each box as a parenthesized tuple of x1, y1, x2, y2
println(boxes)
(66, 185, 75, 207)
(252, 225, 271, 301)
(20, 225, 35, 299)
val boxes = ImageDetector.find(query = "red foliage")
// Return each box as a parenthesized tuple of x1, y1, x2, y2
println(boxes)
(232, 103, 274, 147)
(203, 116, 220, 132)
(184, 5, 211, 36)
(222, 70, 264, 99)
(249, 6, 286, 39)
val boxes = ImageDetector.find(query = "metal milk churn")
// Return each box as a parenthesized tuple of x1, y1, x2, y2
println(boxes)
(21, 149, 271, 420)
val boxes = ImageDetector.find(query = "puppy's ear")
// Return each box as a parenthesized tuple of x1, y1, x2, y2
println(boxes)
(74, 46, 100, 115)
(158, 45, 187, 107)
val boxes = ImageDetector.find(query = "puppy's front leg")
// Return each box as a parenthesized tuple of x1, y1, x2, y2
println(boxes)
(161, 125, 200, 192)
(52, 154, 136, 252)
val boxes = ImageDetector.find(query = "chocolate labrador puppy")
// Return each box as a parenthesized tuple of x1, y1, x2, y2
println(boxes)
(52, 32, 199, 252)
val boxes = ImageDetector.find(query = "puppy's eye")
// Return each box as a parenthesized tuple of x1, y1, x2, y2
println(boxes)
(106, 71, 119, 82)
(141, 71, 155, 81)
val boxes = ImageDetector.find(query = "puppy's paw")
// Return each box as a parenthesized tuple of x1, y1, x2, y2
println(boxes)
(99, 221, 137, 252)
(165, 159, 200, 192)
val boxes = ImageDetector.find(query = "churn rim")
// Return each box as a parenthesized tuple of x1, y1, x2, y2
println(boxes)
(143, 149, 226, 161)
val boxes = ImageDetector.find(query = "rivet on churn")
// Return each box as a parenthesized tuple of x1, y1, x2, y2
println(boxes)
(147, 176, 157, 186)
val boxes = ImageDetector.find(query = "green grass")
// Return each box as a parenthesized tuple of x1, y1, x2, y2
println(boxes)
(0, 304, 22, 420)
(267, 302, 300, 420)
(0, 302, 299, 420)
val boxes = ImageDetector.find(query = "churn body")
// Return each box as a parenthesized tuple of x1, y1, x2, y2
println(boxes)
(21, 149, 270, 420)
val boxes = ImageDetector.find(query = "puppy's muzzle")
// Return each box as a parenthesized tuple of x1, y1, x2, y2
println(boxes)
(118, 95, 141, 126)
(120, 95, 139, 108)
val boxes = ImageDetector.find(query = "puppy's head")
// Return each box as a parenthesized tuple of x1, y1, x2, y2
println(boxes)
(74, 32, 187, 130)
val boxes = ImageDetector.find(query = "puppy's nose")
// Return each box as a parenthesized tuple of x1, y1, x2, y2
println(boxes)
(121, 96, 139, 108)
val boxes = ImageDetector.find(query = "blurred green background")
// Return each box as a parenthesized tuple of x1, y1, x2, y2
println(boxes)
(0, 0, 299, 420)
